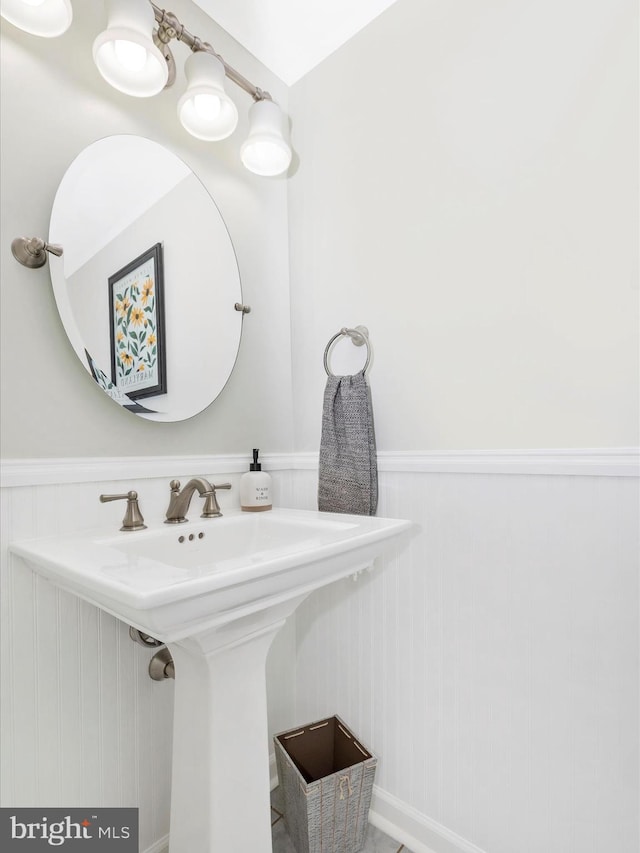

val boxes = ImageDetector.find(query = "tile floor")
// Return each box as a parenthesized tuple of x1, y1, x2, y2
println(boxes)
(271, 788, 409, 853)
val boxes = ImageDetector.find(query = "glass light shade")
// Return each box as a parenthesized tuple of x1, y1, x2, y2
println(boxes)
(92, 0, 167, 97)
(0, 0, 72, 37)
(240, 99, 292, 177)
(178, 51, 238, 141)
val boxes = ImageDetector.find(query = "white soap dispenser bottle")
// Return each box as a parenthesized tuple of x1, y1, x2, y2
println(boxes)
(240, 449, 272, 512)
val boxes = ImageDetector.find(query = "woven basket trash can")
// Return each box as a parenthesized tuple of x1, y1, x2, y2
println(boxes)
(274, 715, 377, 853)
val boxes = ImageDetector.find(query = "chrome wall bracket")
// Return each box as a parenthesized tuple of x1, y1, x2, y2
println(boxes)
(149, 2, 271, 103)
(153, 33, 176, 88)
(129, 627, 163, 648)
(149, 646, 175, 680)
(11, 236, 63, 269)
(129, 628, 174, 681)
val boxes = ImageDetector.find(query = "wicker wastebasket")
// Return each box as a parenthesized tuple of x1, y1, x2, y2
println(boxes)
(274, 715, 377, 853)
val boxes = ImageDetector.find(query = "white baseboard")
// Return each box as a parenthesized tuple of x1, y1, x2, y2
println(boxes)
(141, 834, 169, 853)
(144, 788, 485, 853)
(269, 749, 485, 853)
(368, 786, 487, 853)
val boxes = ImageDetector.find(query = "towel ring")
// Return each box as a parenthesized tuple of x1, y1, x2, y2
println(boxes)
(323, 326, 371, 376)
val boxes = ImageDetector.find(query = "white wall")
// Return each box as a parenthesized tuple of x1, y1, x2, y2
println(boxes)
(288, 0, 639, 452)
(0, 0, 293, 457)
(287, 1, 639, 852)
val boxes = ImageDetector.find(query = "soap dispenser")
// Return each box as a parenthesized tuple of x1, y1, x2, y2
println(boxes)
(240, 449, 272, 512)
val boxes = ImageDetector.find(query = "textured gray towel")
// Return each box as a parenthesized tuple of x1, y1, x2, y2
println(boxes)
(318, 370, 378, 515)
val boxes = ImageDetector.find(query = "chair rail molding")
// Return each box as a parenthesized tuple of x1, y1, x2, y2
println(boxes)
(1, 448, 638, 488)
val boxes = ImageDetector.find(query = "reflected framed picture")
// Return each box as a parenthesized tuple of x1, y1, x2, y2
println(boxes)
(108, 243, 167, 400)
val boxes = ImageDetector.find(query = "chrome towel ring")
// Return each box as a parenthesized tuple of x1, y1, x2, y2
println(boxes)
(323, 325, 371, 376)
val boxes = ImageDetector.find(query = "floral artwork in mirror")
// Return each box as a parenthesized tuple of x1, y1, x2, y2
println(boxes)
(108, 243, 167, 400)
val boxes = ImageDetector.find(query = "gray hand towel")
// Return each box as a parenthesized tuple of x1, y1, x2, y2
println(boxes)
(318, 370, 378, 515)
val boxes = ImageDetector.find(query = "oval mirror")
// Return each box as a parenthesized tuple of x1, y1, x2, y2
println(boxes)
(48, 135, 243, 422)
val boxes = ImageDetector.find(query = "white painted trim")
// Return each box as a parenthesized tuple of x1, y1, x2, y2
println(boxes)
(293, 448, 640, 477)
(1, 448, 637, 488)
(141, 834, 169, 853)
(369, 785, 487, 853)
(269, 752, 482, 853)
(0, 453, 296, 488)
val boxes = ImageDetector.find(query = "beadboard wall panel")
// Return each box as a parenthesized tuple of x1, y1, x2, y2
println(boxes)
(1, 453, 637, 853)
(293, 467, 639, 853)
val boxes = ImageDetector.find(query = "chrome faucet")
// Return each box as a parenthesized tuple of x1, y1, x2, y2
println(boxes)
(164, 478, 231, 524)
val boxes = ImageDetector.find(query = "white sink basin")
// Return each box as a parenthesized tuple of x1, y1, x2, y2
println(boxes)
(10, 508, 410, 643)
(10, 506, 411, 853)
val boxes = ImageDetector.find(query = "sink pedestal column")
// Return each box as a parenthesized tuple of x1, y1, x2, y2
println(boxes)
(166, 597, 306, 853)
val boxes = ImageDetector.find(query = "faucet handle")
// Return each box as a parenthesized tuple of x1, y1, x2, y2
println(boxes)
(201, 483, 232, 518)
(100, 490, 147, 532)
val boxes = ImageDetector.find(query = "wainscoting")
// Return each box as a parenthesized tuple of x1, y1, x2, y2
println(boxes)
(290, 453, 639, 853)
(1, 451, 637, 853)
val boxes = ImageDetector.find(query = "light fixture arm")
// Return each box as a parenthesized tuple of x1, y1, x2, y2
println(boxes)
(150, 2, 271, 102)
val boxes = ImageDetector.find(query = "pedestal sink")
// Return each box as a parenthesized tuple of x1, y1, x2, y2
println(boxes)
(10, 507, 411, 852)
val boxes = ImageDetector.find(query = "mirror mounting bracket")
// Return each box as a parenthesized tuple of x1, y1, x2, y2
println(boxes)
(12, 236, 63, 269)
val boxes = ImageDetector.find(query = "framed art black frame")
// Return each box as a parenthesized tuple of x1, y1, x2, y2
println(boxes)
(108, 243, 167, 401)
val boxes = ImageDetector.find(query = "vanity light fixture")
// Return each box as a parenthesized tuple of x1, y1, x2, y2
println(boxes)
(241, 98, 293, 177)
(145, 2, 292, 175)
(178, 49, 238, 141)
(93, 0, 169, 98)
(1, 0, 292, 175)
(0, 0, 72, 37)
